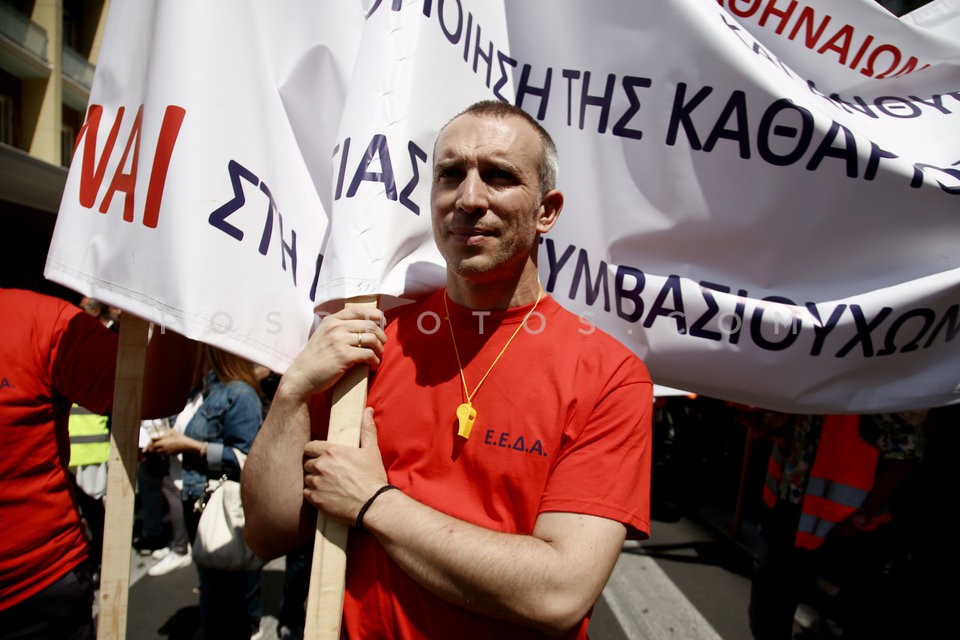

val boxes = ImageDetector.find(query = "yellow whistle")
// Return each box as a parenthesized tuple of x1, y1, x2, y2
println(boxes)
(456, 403, 476, 439)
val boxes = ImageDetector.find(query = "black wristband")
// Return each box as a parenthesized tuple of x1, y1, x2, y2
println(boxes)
(355, 484, 398, 532)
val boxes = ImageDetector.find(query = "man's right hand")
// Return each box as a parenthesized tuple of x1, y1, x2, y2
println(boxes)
(278, 306, 387, 402)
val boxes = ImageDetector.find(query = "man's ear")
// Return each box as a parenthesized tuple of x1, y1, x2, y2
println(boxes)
(536, 189, 564, 233)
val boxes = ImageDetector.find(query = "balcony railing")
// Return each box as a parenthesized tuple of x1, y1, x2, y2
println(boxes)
(0, 0, 48, 63)
(62, 44, 94, 90)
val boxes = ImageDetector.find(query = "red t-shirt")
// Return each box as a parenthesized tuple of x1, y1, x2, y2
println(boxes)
(312, 291, 653, 639)
(0, 288, 117, 610)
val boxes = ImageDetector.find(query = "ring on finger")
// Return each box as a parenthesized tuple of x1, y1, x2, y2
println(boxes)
(356, 331, 363, 348)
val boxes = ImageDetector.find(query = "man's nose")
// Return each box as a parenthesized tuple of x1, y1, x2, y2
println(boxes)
(456, 171, 487, 215)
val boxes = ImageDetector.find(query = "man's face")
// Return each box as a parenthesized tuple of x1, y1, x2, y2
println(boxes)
(431, 113, 550, 283)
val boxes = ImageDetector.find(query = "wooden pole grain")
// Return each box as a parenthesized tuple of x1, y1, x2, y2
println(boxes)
(97, 314, 150, 640)
(303, 296, 379, 640)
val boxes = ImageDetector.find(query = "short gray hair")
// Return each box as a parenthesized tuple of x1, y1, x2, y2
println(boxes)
(438, 100, 559, 196)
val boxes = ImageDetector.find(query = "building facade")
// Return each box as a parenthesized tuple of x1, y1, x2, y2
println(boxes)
(0, 0, 108, 294)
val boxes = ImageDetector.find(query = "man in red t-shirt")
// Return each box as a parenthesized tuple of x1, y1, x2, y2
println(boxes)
(0, 288, 195, 639)
(244, 101, 653, 639)
(0, 288, 118, 638)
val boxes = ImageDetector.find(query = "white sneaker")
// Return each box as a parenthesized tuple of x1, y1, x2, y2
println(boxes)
(148, 550, 192, 576)
(150, 546, 170, 560)
(278, 625, 303, 640)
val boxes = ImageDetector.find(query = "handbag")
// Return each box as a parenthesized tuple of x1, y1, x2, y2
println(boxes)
(192, 448, 265, 571)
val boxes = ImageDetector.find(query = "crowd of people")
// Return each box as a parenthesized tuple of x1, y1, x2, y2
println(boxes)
(0, 100, 948, 640)
(740, 407, 931, 639)
(653, 396, 949, 640)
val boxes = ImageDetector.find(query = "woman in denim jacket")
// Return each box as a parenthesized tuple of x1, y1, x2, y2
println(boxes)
(148, 345, 267, 639)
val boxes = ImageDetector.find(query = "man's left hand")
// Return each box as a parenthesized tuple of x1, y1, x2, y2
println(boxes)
(302, 407, 388, 525)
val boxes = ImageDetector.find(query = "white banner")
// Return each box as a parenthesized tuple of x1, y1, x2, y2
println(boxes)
(45, 0, 960, 413)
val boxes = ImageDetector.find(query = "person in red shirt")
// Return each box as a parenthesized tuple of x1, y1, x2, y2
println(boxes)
(0, 287, 194, 639)
(243, 101, 654, 639)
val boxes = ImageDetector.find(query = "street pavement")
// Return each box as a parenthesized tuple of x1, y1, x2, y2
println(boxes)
(101, 511, 756, 640)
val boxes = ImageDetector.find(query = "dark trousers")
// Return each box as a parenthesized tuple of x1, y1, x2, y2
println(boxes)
(279, 543, 313, 633)
(75, 490, 105, 565)
(161, 473, 189, 555)
(0, 564, 95, 640)
(749, 501, 817, 640)
(138, 454, 169, 543)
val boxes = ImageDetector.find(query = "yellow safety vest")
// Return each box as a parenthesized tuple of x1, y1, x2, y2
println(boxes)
(68, 404, 110, 467)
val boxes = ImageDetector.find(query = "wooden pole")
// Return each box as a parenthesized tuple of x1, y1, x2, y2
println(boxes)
(97, 314, 151, 640)
(303, 296, 379, 640)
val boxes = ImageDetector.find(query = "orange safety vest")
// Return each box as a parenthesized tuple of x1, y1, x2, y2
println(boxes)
(763, 415, 879, 550)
